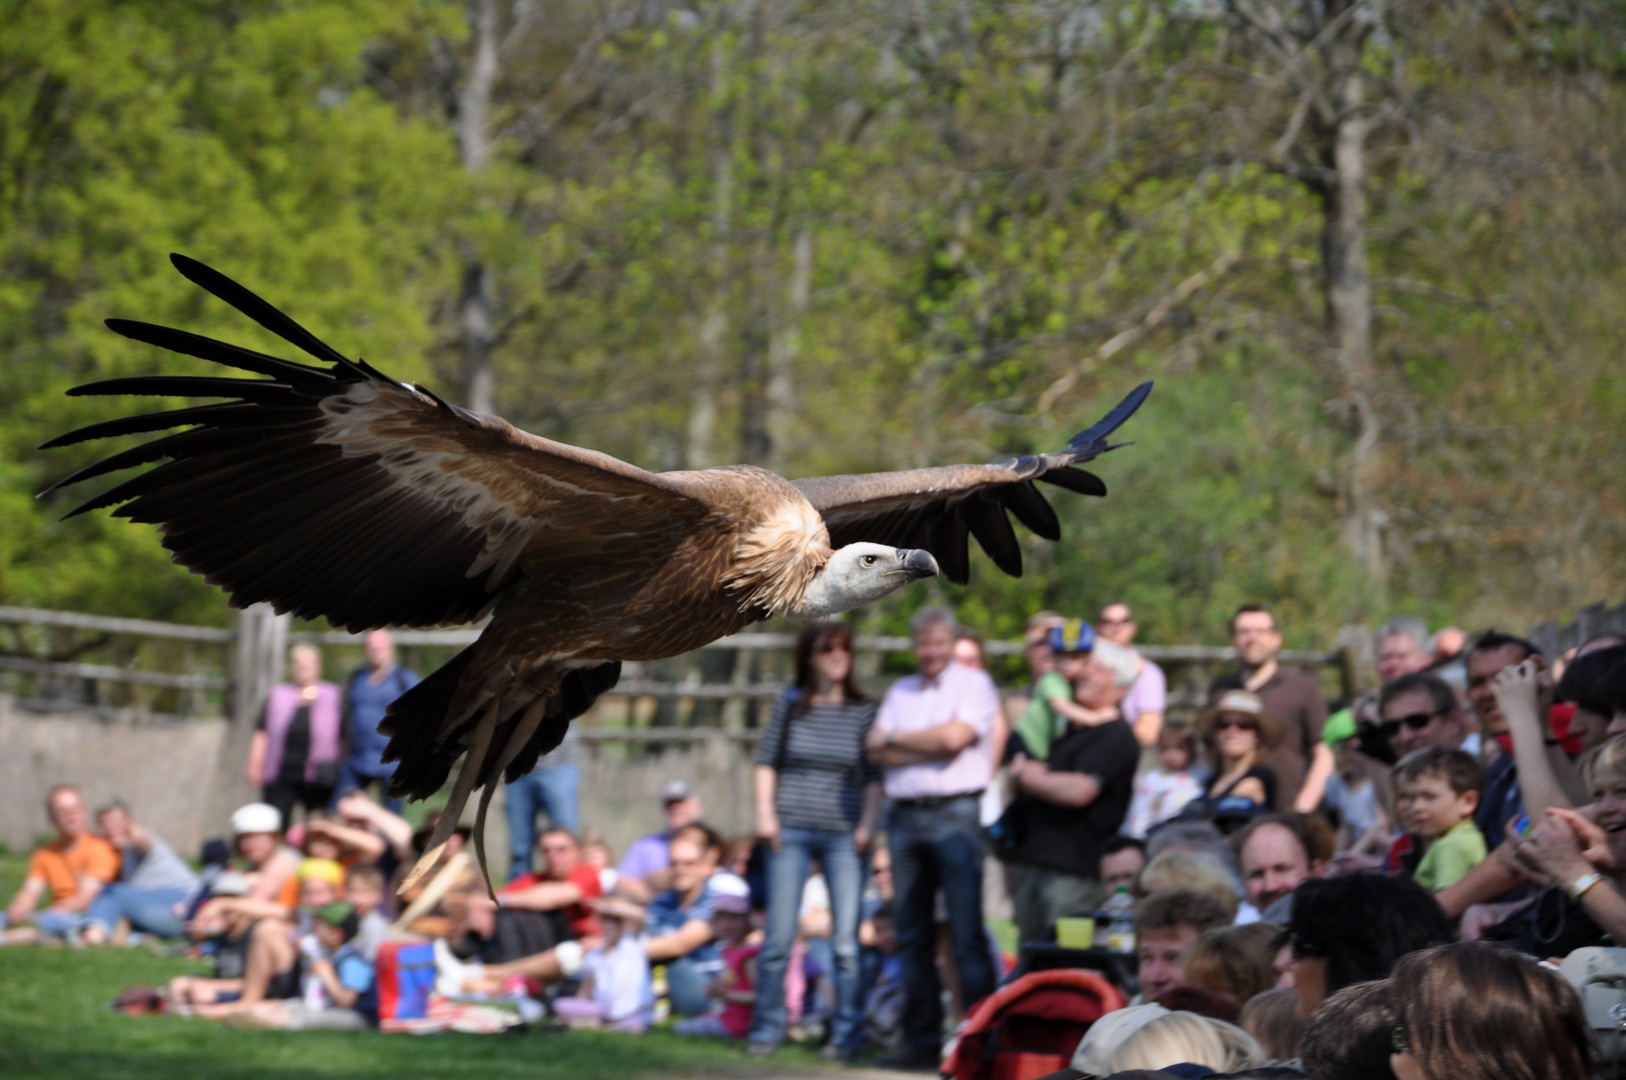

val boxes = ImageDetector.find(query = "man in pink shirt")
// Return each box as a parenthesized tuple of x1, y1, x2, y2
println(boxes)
(866, 607, 999, 1070)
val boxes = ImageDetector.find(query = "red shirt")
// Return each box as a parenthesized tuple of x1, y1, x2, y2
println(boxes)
(500, 863, 603, 938)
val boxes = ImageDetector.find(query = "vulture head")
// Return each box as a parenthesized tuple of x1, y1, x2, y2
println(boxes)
(785, 543, 939, 620)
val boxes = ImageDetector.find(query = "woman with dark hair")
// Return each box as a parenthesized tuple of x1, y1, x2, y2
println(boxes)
(1281, 872, 1454, 1017)
(1389, 941, 1592, 1080)
(748, 621, 882, 1060)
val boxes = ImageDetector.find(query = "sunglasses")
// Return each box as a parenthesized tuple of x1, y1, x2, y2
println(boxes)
(818, 640, 852, 655)
(1382, 708, 1446, 735)
(1216, 718, 1259, 732)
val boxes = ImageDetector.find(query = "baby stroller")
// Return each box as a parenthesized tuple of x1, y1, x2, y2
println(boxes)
(941, 969, 1125, 1080)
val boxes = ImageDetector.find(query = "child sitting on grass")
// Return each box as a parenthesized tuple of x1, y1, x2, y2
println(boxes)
(224, 901, 376, 1030)
(1395, 746, 1486, 893)
(552, 896, 654, 1032)
(672, 892, 757, 1040)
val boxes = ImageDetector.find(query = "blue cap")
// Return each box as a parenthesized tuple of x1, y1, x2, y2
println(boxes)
(1047, 619, 1096, 654)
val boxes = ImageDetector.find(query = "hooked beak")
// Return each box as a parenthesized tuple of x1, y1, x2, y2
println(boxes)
(895, 548, 939, 581)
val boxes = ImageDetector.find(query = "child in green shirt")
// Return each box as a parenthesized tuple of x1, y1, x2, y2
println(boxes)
(1012, 619, 1097, 760)
(1395, 746, 1487, 893)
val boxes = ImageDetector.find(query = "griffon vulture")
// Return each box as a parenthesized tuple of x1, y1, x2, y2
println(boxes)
(42, 255, 1152, 887)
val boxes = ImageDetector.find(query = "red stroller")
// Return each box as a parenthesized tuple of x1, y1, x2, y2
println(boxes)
(941, 969, 1126, 1080)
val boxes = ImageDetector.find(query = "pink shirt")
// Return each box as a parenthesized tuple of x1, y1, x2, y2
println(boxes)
(874, 663, 999, 800)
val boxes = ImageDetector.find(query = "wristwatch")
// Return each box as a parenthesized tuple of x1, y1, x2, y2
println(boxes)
(1568, 871, 1604, 902)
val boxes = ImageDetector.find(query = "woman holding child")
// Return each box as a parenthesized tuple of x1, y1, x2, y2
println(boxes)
(749, 621, 883, 1061)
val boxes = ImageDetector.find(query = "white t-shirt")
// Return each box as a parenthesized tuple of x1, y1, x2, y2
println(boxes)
(585, 936, 654, 1023)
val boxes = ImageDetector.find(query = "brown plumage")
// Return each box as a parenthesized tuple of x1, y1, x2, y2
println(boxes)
(40, 255, 1151, 888)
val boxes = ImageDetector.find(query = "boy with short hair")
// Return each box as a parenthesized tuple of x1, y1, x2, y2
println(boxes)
(1394, 746, 1487, 893)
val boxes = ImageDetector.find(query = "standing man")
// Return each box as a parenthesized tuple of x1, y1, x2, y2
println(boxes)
(1097, 602, 1167, 747)
(336, 629, 418, 813)
(866, 607, 1000, 1071)
(1004, 640, 1141, 946)
(1208, 605, 1332, 814)
(1236, 814, 1325, 924)
(504, 730, 581, 880)
(2, 786, 119, 943)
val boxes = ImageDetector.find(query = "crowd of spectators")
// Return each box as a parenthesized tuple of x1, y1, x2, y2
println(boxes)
(6, 609, 1626, 1080)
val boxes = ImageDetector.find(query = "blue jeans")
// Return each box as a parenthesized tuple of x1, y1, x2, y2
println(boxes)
(86, 884, 190, 939)
(747, 827, 866, 1052)
(31, 909, 90, 938)
(334, 758, 403, 815)
(665, 954, 721, 1017)
(505, 763, 581, 879)
(889, 794, 996, 1059)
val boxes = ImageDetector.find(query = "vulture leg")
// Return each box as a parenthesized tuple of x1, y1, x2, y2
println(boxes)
(397, 694, 503, 897)
(471, 696, 550, 898)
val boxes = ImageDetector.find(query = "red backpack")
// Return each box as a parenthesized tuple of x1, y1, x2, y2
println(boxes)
(941, 969, 1126, 1080)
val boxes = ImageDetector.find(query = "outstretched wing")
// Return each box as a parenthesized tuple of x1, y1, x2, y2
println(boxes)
(793, 382, 1152, 585)
(40, 254, 711, 631)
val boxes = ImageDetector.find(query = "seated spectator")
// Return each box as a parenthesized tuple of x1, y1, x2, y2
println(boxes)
(83, 799, 199, 944)
(615, 780, 705, 903)
(581, 829, 618, 895)
(1237, 986, 1305, 1065)
(553, 896, 654, 1032)
(344, 865, 390, 962)
(1393, 747, 1485, 893)
(1298, 979, 1396, 1080)
(1103, 1011, 1265, 1075)
(644, 828, 723, 1016)
(1236, 814, 1326, 924)
(171, 873, 333, 1014)
(1135, 888, 1232, 1001)
(1196, 691, 1281, 815)
(1321, 710, 1392, 859)
(1137, 851, 1241, 923)
(673, 892, 758, 1039)
(1146, 821, 1243, 882)
(1125, 720, 1205, 839)
(455, 826, 602, 964)
(1, 785, 119, 944)
(1183, 922, 1284, 1008)
(1381, 671, 1471, 759)
(1099, 836, 1147, 893)
(1389, 941, 1592, 1080)
(1280, 872, 1453, 1018)
(224, 902, 376, 1030)
(195, 802, 301, 928)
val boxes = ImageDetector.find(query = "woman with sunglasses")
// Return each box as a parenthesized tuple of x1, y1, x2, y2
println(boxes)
(1389, 940, 1591, 1080)
(748, 621, 882, 1061)
(1195, 690, 1283, 816)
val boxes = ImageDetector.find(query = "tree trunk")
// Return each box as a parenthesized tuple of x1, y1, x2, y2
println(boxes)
(764, 226, 812, 474)
(687, 34, 733, 470)
(457, 0, 500, 415)
(1320, 22, 1385, 587)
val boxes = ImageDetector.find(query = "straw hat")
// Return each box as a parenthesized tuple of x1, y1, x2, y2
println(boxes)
(1197, 689, 1284, 749)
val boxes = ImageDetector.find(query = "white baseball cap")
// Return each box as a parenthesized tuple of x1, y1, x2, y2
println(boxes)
(229, 802, 283, 836)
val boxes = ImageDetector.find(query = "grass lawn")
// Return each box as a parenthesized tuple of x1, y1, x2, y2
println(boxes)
(0, 849, 849, 1080)
(0, 945, 847, 1080)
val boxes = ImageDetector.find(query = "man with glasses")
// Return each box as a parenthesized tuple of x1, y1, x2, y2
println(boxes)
(1208, 605, 1333, 814)
(1097, 602, 1167, 747)
(473, 826, 605, 962)
(1380, 672, 1466, 758)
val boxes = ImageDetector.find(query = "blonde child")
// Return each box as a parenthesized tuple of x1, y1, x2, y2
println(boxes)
(1394, 746, 1486, 893)
(1126, 721, 1205, 838)
(553, 896, 654, 1032)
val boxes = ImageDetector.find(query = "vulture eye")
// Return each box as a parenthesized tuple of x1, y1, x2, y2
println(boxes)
(860, 554, 878, 568)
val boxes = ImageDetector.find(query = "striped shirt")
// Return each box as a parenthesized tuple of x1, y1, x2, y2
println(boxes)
(756, 694, 881, 833)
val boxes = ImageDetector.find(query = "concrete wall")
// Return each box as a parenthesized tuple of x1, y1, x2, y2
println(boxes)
(0, 695, 235, 858)
(0, 694, 762, 874)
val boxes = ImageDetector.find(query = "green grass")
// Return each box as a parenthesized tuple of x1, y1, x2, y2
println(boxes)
(0, 902, 835, 1080)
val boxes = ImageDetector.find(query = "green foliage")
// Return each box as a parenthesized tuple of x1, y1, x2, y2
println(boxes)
(2, 0, 1623, 646)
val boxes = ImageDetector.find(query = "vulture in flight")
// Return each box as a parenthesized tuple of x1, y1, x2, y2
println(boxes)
(42, 254, 1152, 888)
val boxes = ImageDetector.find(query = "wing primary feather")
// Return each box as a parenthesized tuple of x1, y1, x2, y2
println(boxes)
(39, 403, 275, 450)
(965, 495, 1023, 577)
(65, 376, 290, 399)
(1003, 481, 1061, 541)
(1037, 466, 1107, 497)
(1066, 380, 1153, 458)
(167, 254, 354, 369)
(105, 319, 335, 387)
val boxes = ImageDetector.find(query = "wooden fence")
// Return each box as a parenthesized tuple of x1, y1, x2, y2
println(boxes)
(1530, 600, 1626, 660)
(0, 603, 1356, 735)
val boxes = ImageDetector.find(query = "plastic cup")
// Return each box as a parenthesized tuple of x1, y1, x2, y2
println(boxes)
(1055, 917, 1095, 949)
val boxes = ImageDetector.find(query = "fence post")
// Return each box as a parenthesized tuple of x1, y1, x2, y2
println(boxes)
(208, 604, 290, 829)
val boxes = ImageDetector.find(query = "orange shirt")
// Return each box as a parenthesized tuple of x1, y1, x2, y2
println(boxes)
(28, 835, 120, 905)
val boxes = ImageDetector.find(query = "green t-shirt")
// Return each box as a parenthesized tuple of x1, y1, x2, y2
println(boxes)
(1014, 671, 1074, 761)
(1413, 818, 1487, 893)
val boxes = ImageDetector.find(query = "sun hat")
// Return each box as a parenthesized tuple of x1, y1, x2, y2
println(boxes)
(229, 802, 282, 836)
(713, 892, 752, 915)
(589, 896, 648, 926)
(1197, 690, 1285, 748)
